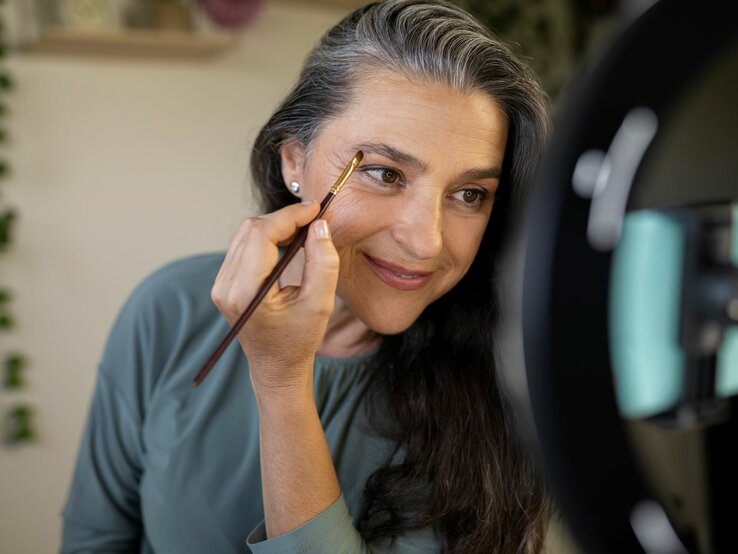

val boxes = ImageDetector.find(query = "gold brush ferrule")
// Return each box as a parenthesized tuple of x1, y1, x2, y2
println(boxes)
(330, 151, 364, 195)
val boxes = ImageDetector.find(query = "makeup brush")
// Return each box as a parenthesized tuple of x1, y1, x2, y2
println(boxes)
(193, 151, 363, 387)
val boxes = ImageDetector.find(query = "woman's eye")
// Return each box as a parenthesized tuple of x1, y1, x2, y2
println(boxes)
(363, 167, 402, 185)
(452, 188, 487, 207)
(380, 169, 399, 183)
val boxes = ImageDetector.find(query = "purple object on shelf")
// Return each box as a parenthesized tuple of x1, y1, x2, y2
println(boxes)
(201, 0, 264, 28)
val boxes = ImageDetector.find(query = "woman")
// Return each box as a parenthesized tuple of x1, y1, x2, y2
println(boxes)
(62, 1, 551, 552)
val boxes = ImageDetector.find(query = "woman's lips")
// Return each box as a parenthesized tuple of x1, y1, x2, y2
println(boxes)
(364, 254, 433, 291)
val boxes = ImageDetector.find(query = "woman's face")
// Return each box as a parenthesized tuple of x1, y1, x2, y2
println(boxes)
(281, 68, 508, 334)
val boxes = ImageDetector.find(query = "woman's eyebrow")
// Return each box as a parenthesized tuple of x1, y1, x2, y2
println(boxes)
(459, 167, 502, 181)
(353, 142, 427, 172)
(352, 142, 501, 181)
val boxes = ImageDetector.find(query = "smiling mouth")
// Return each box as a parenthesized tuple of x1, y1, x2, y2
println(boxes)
(364, 254, 433, 291)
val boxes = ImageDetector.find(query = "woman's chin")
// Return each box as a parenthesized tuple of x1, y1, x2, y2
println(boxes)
(361, 311, 419, 336)
(336, 289, 426, 337)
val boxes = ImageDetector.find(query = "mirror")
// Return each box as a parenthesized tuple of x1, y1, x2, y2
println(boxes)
(501, 0, 738, 552)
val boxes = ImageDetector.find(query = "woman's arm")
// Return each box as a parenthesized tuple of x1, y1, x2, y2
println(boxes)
(61, 360, 145, 552)
(255, 381, 340, 538)
(212, 204, 440, 552)
(211, 201, 344, 538)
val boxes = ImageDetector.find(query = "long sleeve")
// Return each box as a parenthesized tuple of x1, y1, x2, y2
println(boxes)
(246, 495, 440, 553)
(59, 254, 184, 554)
(59, 253, 442, 553)
(61, 368, 145, 553)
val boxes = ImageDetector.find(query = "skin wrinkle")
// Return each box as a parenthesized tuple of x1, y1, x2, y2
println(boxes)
(353, 142, 503, 182)
(279, 68, 508, 356)
(244, 3, 552, 549)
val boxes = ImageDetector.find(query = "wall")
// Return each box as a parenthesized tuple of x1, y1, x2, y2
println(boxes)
(0, 2, 348, 551)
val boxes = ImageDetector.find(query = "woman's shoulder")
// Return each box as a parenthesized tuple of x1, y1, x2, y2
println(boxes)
(119, 252, 226, 319)
(98, 252, 228, 396)
(104, 252, 227, 361)
(135, 252, 226, 300)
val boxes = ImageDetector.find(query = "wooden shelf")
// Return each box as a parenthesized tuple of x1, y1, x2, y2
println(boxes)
(27, 26, 240, 59)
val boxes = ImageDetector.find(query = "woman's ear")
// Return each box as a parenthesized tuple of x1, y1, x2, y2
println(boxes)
(279, 139, 306, 196)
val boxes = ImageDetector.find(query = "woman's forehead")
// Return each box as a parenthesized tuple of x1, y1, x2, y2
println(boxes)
(348, 67, 501, 116)
(319, 68, 508, 170)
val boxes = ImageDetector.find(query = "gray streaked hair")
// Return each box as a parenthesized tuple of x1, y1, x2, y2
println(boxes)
(249, 3, 553, 551)
(250, 0, 550, 213)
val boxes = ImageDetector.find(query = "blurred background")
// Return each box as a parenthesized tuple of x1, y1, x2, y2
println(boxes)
(0, 0, 616, 552)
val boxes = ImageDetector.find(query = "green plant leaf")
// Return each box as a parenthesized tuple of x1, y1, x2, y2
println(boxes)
(0, 73, 12, 91)
(5, 404, 36, 444)
(4, 366, 23, 389)
(4, 353, 27, 389)
(0, 313, 13, 330)
(5, 353, 26, 372)
(0, 208, 17, 249)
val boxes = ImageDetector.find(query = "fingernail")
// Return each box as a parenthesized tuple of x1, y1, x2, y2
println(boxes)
(301, 199, 316, 206)
(315, 220, 330, 240)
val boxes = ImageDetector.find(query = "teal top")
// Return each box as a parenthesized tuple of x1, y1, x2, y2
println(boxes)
(61, 253, 440, 553)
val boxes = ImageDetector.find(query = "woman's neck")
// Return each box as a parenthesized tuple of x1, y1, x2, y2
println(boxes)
(279, 248, 379, 358)
(317, 296, 380, 358)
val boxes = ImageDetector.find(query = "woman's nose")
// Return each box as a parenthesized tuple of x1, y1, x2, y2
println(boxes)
(390, 192, 443, 260)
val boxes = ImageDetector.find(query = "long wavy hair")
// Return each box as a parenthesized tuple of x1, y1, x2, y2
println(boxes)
(250, 1, 551, 552)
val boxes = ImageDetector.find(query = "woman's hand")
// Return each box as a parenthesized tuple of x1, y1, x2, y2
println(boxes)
(210, 201, 339, 396)
(213, 203, 343, 535)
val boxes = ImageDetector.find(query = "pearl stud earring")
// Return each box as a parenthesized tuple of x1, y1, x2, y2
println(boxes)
(289, 181, 300, 194)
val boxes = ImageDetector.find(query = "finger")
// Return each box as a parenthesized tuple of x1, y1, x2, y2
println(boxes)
(216, 202, 319, 287)
(211, 239, 261, 318)
(218, 235, 253, 286)
(218, 236, 285, 316)
(217, 217, 258, 284)
(299, 219, 339, 314)
(255, 201, 321, 245)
